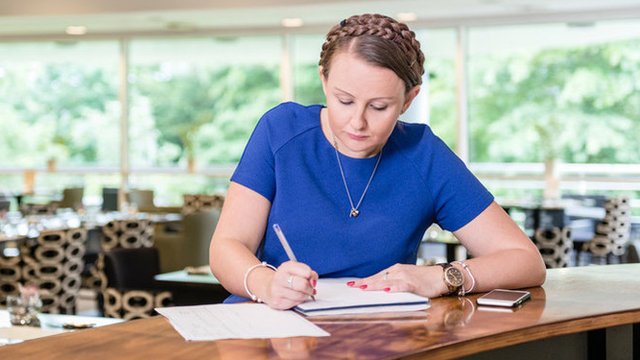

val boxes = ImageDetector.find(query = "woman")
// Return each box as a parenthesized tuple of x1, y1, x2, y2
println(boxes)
(210, 13, 545, 310)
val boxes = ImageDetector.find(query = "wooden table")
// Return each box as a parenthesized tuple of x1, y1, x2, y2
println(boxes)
(1, 264, 638, 359)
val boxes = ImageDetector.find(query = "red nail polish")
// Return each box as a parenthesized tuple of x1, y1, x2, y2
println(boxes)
(359, 284, 368, 289)
(313, 289, 317, 295)
(384, 287, 391, 292)
(312, 279, 317, 287)
(347, 281, 355, 286)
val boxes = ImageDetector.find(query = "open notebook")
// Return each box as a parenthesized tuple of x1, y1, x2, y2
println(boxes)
(294, 278, 430, 316)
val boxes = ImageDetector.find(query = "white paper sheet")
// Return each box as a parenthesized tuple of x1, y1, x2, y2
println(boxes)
(155, 304, 330, 341)
(294, 278, 430, 316)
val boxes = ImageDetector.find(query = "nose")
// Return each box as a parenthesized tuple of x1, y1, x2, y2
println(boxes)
(350, 105, 367, 131)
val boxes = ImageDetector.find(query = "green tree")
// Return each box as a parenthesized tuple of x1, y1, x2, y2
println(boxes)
(295, 64, 324, 106)
(470, 39, 640, 164)
(1, 64, 117, 166)
(134, 64, 280, 165)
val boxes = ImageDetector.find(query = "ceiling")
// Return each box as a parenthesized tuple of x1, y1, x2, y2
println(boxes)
(1, 0, 640, 39)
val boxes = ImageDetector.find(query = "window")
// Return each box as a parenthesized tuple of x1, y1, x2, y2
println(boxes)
(416, 29, 457, 148)
(292, 34, 325, 105)
(468, 21, 640, 164)
(0, 41, 120, 169)
(128, 36, 283, 169)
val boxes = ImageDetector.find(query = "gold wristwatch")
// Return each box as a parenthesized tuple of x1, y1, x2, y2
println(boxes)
(438, 263, 464, 296)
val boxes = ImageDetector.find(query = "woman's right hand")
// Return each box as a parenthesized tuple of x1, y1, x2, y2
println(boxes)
(265, 261, 318, 310)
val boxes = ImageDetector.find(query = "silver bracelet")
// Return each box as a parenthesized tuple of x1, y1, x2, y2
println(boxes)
(452, 260, 476, 295)
(243, 261, 276, 303)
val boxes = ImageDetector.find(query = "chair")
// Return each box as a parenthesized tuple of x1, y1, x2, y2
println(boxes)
(581, 197, 632, 265)
(0, 228, 86, 313)
(0, 198, 10, 213)
(19, 203, 57, 216)
(127, 189, 181, 214)
(154, 209, 220, 272)
(101, 219, 154, 251)
(57, 187, 84, 210)
(530, 208, 572, 268)
(100, 247, 172, 319)
(624, 241, 639, 263)
(101, 187, 119, 212)
(0, 250, 21, 307)
(90, 219, 171, 319)
(87, 219, 155, 293)
(182, 193, 225, 215)
(533, 226, 572, 268)
(128, 189, 156, 213)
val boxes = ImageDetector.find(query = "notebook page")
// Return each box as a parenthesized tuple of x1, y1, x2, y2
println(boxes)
(295, 278, 429, 316)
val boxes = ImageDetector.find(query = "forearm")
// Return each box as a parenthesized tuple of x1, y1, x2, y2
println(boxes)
(453, 248, 546, 294)
(210, 237, 273, 300)
(451, 201, 547, 294)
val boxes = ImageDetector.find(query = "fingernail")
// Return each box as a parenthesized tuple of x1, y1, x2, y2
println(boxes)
(384, 287, 391, 292)
(359, 284, 368, 289)
(312, 279, 317, 287)
(313, 289, 317, 295)
(347, 281, 355, 286)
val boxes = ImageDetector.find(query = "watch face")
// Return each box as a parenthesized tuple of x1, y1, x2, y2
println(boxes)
(445, 268, 464, 287)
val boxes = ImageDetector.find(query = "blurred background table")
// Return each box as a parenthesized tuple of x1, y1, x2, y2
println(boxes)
(0, 309, 122, 346)
(153, 266, 229, 306)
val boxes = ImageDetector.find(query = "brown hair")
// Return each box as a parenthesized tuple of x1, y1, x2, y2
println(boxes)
(319, 14, 425, 92)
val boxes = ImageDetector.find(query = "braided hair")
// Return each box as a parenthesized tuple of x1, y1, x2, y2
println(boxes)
(319, 14, 425, 92)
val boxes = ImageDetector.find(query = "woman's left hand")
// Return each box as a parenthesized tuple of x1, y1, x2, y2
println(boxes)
(348, 263, 447, 298)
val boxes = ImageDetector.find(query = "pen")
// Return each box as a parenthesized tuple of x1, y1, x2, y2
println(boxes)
(272, 223, 316, 301)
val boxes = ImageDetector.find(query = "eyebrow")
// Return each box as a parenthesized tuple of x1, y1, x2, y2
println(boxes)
(334, 87, 396, 101)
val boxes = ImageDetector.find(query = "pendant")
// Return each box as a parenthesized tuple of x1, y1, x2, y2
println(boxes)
(350, 208, 360, 218)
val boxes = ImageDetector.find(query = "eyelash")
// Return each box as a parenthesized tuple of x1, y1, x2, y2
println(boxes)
(338, 99, 387, 111)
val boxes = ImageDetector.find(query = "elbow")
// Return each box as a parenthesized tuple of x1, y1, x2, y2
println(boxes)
(533, 264, 547, 287)
(209, 234, 221, 275)
(530, 251, 547, 287)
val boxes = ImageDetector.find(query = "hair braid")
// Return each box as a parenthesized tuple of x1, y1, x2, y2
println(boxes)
(319, 14, 425, 90)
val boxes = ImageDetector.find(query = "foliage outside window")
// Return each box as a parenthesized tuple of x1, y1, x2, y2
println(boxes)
(292, 34, 325, 105)
(417, 29, 457, 148)
(2, 20, 640, 205)
(129, 37, 283, 169)
(468, 21, 640, 164)
(0, 41, 120, 169)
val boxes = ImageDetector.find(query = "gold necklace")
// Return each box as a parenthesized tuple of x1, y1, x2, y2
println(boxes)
(333, 140, 383, 218)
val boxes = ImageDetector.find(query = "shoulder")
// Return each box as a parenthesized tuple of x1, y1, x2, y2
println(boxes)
(387, 121, 464, 182)
(258, 102, 323, 151)
(390, 121, 446, 155)
(261, 102, 322, 127)
(394, 121, 432, 137)
(263, 101, 320, 117)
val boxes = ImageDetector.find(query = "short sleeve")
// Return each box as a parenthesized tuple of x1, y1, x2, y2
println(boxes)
(429, 139, 494, 232)
(230, 112, 276, 202)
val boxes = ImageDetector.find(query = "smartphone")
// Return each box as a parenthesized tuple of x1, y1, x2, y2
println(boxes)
(476, 289, 531, 307)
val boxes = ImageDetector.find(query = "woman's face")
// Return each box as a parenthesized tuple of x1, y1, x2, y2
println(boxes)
(320, 50, 419, 158)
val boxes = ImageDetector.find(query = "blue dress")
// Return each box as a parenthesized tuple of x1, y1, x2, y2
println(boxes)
(226, 102, 493, 303)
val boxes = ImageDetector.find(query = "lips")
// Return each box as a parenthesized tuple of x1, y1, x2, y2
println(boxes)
(347, 133, 368, 141)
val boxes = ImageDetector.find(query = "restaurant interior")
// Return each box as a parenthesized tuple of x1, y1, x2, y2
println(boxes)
(0, 0, 639, 353)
